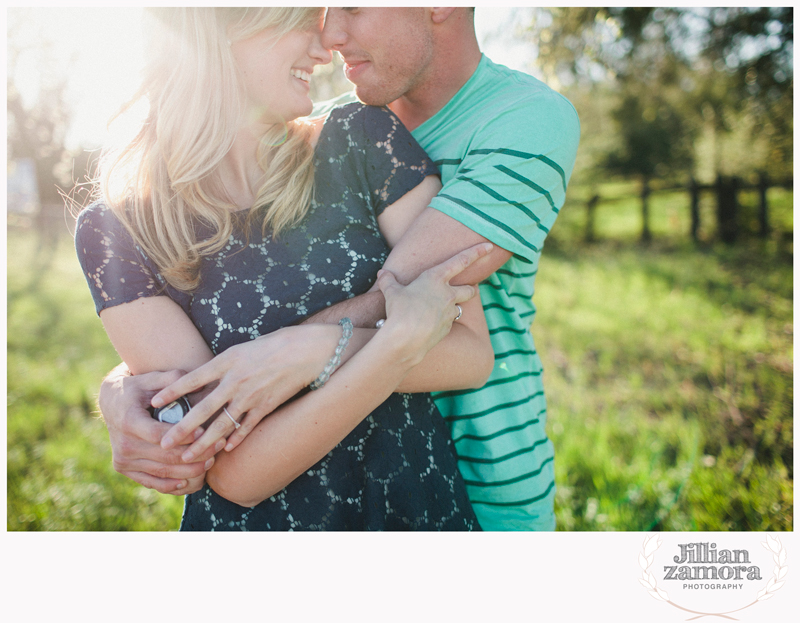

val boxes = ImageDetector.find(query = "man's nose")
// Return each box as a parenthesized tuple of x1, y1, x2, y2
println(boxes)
(321, 8, 346, 50)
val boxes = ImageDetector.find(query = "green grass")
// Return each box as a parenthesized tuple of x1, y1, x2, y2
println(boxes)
(536, 232, 792, 530)
(7, 225, 184, 530)
(6, 189, 794, 530)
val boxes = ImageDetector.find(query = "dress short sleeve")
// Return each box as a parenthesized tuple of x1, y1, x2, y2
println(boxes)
(74, 202, 164, 315)
(329, 104, 439, 217)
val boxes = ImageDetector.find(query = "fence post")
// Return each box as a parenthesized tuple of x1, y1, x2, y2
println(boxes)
(758, 172, 770, 238)
(716, 174, 739, 244)
(585, 194, 600, 242)
(689, 177, 700, 242)
(640, 177, 652, 243)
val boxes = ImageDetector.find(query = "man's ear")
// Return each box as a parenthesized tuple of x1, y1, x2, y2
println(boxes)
(429, 8, 457, 24)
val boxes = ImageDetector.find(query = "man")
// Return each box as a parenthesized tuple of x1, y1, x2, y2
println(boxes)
(99, 7, 579, 530)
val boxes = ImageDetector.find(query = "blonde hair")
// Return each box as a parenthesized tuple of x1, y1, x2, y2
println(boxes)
(99, 7, 323, 292)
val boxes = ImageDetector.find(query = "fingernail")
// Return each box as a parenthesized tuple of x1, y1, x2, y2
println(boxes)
(176, 481, 186, 490)
(225, 443, 234, 452)
(483, 243, 494, 252)
(376, 269, 385, 278)
(204, 457, 215, 470)
(182, 450, 195, 462)
(193, 428, 204, 440)
(151, 395, 164, 408)
(215, 439, 225, 452)
(162, 436, 174, 450)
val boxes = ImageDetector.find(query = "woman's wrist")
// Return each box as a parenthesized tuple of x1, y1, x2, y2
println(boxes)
(266, 323, 345, 386)
(309, 318, 353, 390)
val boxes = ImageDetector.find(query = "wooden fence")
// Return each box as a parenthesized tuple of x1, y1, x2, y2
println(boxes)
(581, 174, 793, 244)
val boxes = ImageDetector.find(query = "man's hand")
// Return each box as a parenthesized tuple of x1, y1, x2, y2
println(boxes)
(98, 366, 221, 494)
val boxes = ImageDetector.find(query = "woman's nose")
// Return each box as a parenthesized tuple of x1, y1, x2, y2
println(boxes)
(309, 31, 332, 66)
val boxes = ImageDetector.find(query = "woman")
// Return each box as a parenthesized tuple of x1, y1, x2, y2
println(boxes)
(75, 7, 493, 530)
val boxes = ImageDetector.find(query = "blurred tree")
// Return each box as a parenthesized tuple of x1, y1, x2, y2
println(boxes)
(604, 93, 692, 241)
(694, 7, 793, 181)
(526, 8, 697, 241)
(6, 11, 90, 272)
(7, 45, 73, 210)
(524, 7, 793, 240)
(528, 7, 792, 116)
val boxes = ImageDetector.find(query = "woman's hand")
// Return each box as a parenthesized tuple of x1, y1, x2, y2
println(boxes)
(155, 242, 492, 462)
(153, 324, 343, 460)
(205, 242, 494, 506)
(375, 242, 493, 367)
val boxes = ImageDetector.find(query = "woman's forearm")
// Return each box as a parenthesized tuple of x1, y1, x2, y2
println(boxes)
(205, 310, 491, 506)
(207, 247, 492, 507)
(310, 296, 493, 394)
(208, 310, 492, 507)
(396, 323, 494, 392)
(206, 323, 421, 506)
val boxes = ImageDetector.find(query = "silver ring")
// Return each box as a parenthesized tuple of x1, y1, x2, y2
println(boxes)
(454, 304, 463, 321)
(223, 406, 241, 430)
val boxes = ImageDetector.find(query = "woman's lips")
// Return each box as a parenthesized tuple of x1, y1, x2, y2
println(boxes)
(290, 68, 311, 91)
(292, 75, 311, 92)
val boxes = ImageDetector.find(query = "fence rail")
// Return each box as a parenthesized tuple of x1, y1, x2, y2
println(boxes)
(578, 175, 793, 244)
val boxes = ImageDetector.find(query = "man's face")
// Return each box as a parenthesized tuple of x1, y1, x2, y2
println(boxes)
(321, 7, 434, 106)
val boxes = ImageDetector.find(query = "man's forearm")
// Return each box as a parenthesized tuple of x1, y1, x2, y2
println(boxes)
(382, 207, 512, 287)
(303, 208, 512, 329)
(98, 362, 132, 422)
(301, 290, 386, 328)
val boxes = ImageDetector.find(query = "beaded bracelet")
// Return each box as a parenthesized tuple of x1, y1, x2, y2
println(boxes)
(309, 318, 354, 390)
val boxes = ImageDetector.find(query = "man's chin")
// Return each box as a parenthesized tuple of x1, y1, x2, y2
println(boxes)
(353, 85, 394, 108)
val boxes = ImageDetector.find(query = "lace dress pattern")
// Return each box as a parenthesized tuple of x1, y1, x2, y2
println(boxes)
(75, 103, 480, 531)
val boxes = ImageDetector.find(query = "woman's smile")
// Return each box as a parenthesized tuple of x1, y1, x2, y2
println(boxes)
(232, 22, 330, 125)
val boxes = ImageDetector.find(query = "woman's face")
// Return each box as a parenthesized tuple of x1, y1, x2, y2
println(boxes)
(232, 17, 331, 125)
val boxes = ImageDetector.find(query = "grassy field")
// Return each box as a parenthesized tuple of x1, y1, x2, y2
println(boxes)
(6, 189, 793, 530)
(541, 187, 793, 530)
(7, 222, 184, 530)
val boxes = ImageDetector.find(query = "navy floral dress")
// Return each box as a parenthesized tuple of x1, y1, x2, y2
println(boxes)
(75, 103, 479, 531)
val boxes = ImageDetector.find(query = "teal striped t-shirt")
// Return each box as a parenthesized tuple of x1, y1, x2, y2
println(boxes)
(412, 55, 580, 531)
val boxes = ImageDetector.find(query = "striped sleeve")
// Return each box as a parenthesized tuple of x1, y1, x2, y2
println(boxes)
(427, 91, 579, 263)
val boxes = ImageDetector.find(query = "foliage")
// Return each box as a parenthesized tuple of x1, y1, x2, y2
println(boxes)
(7, 11, 72, 205)
(700, 7, 792, 104)
(526, 7, 793, 184)
(604, 93, 693, 182)
(527, 7, 792, 91)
